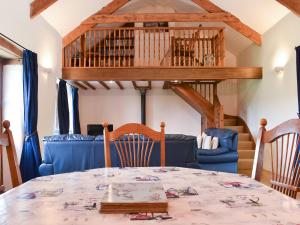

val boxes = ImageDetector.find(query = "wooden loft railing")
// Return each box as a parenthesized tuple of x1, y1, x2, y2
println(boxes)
(63, 27, 225, 68)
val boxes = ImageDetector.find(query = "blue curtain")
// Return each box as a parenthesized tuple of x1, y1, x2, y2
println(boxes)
(20, 50, 42, 182)
(72, 87, 81, 134)
(296, 46, 300, 118)
(57, 80, 69, 134)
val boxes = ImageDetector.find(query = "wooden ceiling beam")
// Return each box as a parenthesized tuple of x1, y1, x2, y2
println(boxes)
(0, 36, 22, 58)
(277, 0, 300, 16)
(63, 0, 129, 47)
(73, 81, 88, 90)
(132, 81, 138, 89)
(98, 81, 110, 90)
(30, 0, 58, 19)
(132, 81, 152, 90)
(62, 67, 262, 81)
(83, 12, 238, 24)
(82, 81, 96, 90)
(192, 0, 262, 45)
(115, 81, 124, 90)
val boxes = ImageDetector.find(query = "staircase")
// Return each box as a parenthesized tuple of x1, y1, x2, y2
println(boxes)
(224, 116, 255, 176)
(169, 82, 224, 131)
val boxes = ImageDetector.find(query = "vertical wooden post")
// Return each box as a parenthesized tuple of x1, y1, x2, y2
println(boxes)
(103, 122, 112, 168)
(3, 120, 22, 188)
(160, 122, 166, 167)
(252, 119, 267, 181)
(219, 28, 225, 66)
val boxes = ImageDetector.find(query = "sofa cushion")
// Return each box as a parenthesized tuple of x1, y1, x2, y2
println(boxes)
(204, 128, 236, 151)
(196, 151, 238, 163)
(197, 147, 230, 156)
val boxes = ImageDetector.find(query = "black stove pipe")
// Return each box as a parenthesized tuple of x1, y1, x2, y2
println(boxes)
(141, 89, 146, 125)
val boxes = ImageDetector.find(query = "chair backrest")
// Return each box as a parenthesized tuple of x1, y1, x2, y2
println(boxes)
(0, 120, 22, 192)
(252, 119, 300, 198)
(103, 122, 165, 168)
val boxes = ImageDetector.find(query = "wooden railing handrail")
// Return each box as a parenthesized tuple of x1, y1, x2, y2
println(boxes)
(90, 26, 225, 31)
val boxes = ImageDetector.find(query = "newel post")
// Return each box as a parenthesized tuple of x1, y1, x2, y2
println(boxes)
(251, 118, 267, 181)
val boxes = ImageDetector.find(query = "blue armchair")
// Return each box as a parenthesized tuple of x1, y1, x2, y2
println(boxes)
(187, 128, 238, 173)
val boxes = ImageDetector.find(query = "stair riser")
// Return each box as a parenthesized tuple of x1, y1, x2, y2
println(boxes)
(238, 160, 254, 170)
(225, 126, 244, 133)
(238, 150, 255, 159)
(238, 134, 250, 141)
(224, 119, 237, 126)
(238, 142, 254, 150)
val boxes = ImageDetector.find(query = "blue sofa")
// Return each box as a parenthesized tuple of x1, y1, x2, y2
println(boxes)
(187, 128, 238, 173)
(39, 134, 197, 176)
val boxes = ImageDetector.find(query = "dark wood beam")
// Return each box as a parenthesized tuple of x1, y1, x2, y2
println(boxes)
(63, 0, 129, 47)
(192, 0, 262, 45)
(0, 37, 22, 58)
(115, 81, 124, 90)
(83, 13, 238, 24)
(82, 81, 96, 90)
(132, 81, 138, 89)
(132, 81, 152, 90)
(98, 81, 110, 90)
(62, 67, 262, 81)
(277, 0, 300, 16)
(73, 81, 88, 90)
(30, 0, 58, 19)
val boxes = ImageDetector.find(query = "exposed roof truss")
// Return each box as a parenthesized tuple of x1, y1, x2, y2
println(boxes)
(277, 0, 300, 16)
(30, 0, 58, 19)
(191, 0, 261, 45)
(62, 0, 262, 47)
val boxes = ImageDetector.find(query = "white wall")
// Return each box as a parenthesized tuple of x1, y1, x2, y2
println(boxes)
(0, 0, 61, 188)
(79, 80, 238, 137)
(79, 88, 202, 136)
(0, 0, 61, 148)
(237, 13, 300, 170)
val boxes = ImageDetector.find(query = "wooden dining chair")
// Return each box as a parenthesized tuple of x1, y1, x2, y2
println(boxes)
(0, 120, 22, 193)
(103, 122, 165, 168)
(252, 119, 300, 198)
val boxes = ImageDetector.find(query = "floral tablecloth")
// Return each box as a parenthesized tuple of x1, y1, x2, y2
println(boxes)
(0, 167, 299, 225)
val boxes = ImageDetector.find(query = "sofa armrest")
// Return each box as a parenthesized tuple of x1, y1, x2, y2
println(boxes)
(39, 163, 54, 176)
(197, 147, 230, 156)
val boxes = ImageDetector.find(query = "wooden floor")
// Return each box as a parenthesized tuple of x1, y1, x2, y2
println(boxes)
(240, 169, 300, 200)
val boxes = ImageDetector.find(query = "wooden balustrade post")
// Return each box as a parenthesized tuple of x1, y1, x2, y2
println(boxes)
(80, 34, 86, 67)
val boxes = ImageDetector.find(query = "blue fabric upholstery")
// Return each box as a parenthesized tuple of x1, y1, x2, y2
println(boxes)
(187, 162, 237, 173)
(39, 134, 196, 176)
(188, 128, 238, 173)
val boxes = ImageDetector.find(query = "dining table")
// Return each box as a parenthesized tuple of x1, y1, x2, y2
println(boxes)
(0, 167, 299, 225)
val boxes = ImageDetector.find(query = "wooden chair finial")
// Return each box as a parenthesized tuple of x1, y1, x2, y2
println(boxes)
(3, 120, 10, 130)
(160, 122, 165, 129)
(103, 122, 109, 128)
(260, 118, 267, 127)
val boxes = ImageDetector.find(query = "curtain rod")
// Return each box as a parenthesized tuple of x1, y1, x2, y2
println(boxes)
(0, 33, 27, 50)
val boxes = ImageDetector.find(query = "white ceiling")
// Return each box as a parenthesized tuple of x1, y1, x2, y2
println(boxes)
(40, 0, 289, 55)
